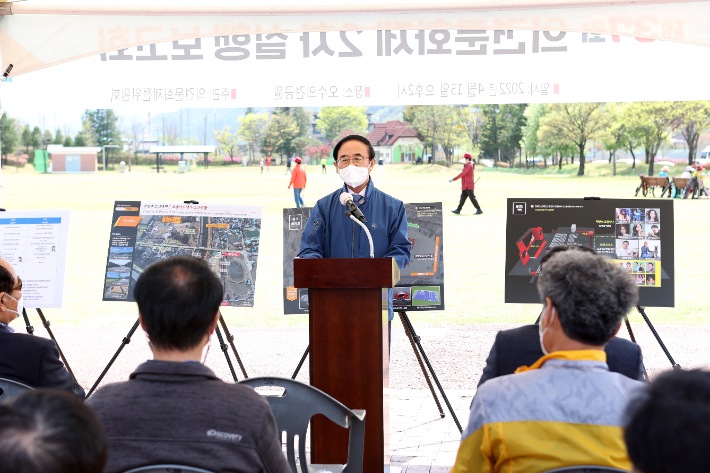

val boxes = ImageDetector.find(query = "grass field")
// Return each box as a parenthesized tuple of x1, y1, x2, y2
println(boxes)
(4, 161, 707, 328)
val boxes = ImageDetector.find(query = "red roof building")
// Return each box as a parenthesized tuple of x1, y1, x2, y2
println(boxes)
(366, 120, 423, 164)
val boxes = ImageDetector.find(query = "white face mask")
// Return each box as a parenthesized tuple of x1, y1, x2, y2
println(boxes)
(338, 164, 371, 188)
(539, 307, 555, 356)
(4, 293, 23, 319)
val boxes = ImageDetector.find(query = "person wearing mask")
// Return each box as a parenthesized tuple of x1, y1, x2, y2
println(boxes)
(452, 250, 642, 473)
(0, 258, 84, 398)
(298, 135, 411, 333)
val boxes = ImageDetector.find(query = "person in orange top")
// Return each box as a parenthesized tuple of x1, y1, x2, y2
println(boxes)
(288, 157, 307, 208)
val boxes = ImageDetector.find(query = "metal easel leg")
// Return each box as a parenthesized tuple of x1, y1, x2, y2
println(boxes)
(215, 324, 238, 382)
(398, 311, 445, 418)
(636, 306, 681, 370)
(399, 311, 462, 434)
(35, 308, 76, 382)
(219, 314, 248, 379)
(624, 316, 649, 381)
(87, 319, 141, 398)
(292, 346, 309, 380)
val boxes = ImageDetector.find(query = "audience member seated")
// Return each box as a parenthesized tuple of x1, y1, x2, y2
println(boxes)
(452, 249, 643, 473)
(478, 246, 645, 386)
(0, 258, 85, 398)
(0, 389, 107, 473)
(625, 369, 710, 473)
(87, 256, 291, 473)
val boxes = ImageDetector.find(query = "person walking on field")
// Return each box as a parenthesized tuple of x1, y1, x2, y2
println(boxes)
(288, 157, 307, 208)
(285, 156, 292, 175)
(450, 153, 482, 215)
(321, 157, 327, 174)
(260, 157, 264, 174)
(266, 156, 272, 173)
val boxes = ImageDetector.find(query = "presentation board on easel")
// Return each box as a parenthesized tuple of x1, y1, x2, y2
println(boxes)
(505, 198, 674, 307)
(0, 210, 71, 308)
(102, 201, 262, 307)
(282, 202, 445, 314)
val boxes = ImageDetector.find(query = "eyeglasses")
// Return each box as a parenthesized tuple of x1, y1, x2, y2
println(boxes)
(337, 156, 368, 167)
(12, 277, 22, 292)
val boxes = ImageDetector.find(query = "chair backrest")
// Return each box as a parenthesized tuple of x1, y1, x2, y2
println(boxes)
(238, 377, 366, 473)
(543, 466, 630, 473)
(0, 377, 34, 404)
(122, 465, 216, 473)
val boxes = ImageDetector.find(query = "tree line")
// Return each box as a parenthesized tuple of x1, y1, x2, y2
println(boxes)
(405, 101, 710, 176)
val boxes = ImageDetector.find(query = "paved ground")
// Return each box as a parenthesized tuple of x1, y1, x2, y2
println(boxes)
(31, 320, 710, 472)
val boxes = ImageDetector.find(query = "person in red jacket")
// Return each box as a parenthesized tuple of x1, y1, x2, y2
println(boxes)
(450, 153, 482, 215)
(288, 156, 307, 208)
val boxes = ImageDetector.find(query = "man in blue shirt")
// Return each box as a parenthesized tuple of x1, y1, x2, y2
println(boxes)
(298, 135, 411, 329)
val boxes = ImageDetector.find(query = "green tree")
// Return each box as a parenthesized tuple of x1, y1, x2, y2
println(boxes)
(523, 104, 544, 167)
(413, 105, 462, 163)
(237, 112, 268, 165)
(0, 113, 19, 165)
(480, 104, 527, 166)
(53, 129, 64, 145)
(32, 126, 42, 151)
(21, 125, 32, 155)
(42, 130, 53, 149)
(269, 112, 300, 161)
(402, 105, 421, 124)
(623, 102, 680, 176)
(63, 136, 74, 147)
(74, 133, 86, 147)
(538, 103, 606, 176)
(455, 106, 483, 157)
(675, 100, 710, 165)
(83, 109, 121, 168)
(214, 127, 239, 163)
(598, 104, 628, 176)
(294, 136, 320, 158)
(316, 106, 368, 141)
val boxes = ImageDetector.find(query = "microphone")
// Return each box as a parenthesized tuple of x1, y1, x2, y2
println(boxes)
(339, 193, 366, 224)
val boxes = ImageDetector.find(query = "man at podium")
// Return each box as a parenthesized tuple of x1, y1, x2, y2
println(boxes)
(298, 135, 411, 325)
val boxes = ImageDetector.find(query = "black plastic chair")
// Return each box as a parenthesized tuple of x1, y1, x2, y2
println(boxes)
(0, 377, 34, 404)
(239, 377, 366, 473)
(123, 465, 216, 473)
(543, 466, 630, 473)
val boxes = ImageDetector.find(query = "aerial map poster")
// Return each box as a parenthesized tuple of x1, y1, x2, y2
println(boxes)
(103, 201, 262, 307)
(505, 198, 674, 307)
(0, 210, 71, 308)
(282, 202, 444, 314)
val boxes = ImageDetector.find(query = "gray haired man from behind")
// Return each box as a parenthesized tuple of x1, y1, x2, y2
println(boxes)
(87, 256, 290, 473)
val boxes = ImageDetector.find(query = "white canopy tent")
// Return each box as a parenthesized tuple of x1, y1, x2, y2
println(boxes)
(1, 0, 709, 77)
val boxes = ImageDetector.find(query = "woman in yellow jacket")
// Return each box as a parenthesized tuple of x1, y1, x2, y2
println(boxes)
(288, 157, 307, 208)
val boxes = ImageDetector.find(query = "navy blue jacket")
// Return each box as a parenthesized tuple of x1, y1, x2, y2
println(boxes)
(478, 324, 645, 387)
(298, 179, 411, 319)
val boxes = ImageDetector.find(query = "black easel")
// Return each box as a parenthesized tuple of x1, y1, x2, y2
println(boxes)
(87, 313, 247, 398)
(535, 307, 679, 376)
(21, 307, 77, 383)
(291, 311, 463, 434)
(88, 200, 252, 397)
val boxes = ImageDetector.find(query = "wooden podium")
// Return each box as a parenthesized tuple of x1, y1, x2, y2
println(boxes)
(294, 257, 400, 473)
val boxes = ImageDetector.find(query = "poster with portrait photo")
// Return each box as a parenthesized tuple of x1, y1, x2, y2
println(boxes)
(616, 239, 639, 259)
(631, 208, 645, 223)
(640, 240, 660, 259)
(505, 198, 674, 307)
(645, 208, 660, 224)
(630, 222, 646, 239)
(616, 208, 631, 224)
(645, 223, 661, 239)
(646, 273, 658, 286)
(646, 261, 658, 274)
(616, 224, 631, 239)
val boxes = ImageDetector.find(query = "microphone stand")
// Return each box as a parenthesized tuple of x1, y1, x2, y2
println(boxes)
(348, 213, 374, 258)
